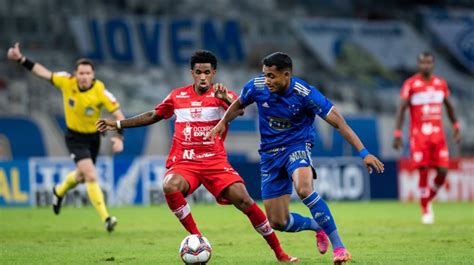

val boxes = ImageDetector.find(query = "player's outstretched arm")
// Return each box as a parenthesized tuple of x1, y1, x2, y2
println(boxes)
(7, 42, 52, 81)
(444, 98, 461, 144)
(393, 99, 409, 150)
(109, 109, 126, 153)
(96, 110, 163, 133)
(324, 106, 384, 174)
(204, 98, 245, 141)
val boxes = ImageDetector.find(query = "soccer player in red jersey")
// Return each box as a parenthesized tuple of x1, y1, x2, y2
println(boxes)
(97, 51, 298, 262)
(393, 52, 461, 224)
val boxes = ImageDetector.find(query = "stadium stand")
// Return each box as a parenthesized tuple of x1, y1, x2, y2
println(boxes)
(1, 0, 473, 160)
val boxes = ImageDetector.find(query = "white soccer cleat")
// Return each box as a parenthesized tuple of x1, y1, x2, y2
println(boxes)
(421, 203, 434, 224)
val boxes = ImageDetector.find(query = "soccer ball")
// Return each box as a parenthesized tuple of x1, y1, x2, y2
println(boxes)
(179, 234, 212, 264)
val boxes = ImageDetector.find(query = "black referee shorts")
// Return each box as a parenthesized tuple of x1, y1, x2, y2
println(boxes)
(65, 129, 101, 164)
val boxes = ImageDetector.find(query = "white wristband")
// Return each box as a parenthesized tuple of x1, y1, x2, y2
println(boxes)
(116, 120, 121, 129)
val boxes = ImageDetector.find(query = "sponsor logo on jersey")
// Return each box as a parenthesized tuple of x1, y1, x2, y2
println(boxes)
(289, 150, 308, 163)
(176, 91, 190, 98)
(195, 152, 216, 159)
(268, 116, 292, 130)
(192, 125, 214, 137)
(183, 149, 195, 160)
(262, 102, 270, 108)
(183, 122, 192, 141)
(191, 101, 202, 106)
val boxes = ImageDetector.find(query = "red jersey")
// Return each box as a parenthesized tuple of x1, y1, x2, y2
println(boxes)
(400, 74, 450, 138)
(155, 84, 237, 168)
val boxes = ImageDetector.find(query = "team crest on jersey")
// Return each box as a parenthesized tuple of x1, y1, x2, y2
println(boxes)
(85, 107, 94, 116)
(289, 104, 301, 115)
(413, 80, 423, 88)
(413, 152, 423, 162)
(68, 98, 75, 107)
(190, 108, 202, 119)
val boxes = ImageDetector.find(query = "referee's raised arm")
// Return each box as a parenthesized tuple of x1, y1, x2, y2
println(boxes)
(7, 42, 52, 81)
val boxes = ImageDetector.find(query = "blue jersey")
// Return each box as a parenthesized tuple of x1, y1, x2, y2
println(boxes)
(239, 76, 333, 151)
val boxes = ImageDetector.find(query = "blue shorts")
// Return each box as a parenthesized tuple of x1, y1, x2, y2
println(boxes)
(259, 143, 316, 200)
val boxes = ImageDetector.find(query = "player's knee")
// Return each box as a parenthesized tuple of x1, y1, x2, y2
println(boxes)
(295, 185, 313, 200)
(437, 167, 448, 177)
(83, 173, 97, 182)
(236, 195, 254, 211)
(163, 174, 185, 193)
(81, 169, 97, 182)
(269, 219, 286, 231)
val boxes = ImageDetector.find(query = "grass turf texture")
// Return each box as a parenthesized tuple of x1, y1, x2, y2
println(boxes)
(1, 201, 473, 264)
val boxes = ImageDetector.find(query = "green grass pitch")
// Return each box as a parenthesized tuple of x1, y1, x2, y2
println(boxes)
(1, 201, 473, 264)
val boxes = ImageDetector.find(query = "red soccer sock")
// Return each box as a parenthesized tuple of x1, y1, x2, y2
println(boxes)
(165, 191, 200, 235)
(418, 169, 430, 214)
(243, 203, 286, 259)
(428, 174, 447, 201)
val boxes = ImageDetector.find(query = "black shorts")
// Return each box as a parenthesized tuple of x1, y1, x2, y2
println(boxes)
(65, 129, 101, 164)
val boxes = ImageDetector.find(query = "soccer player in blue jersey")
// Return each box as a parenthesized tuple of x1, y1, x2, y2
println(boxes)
(206, 52, 385, 264)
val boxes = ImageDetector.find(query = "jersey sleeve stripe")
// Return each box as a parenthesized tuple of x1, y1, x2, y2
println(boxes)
(294, 82, 310, 96)
(324, 105, 334, 118)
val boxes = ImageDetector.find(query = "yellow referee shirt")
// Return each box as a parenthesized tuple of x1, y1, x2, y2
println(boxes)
(51, 72, 120, 133)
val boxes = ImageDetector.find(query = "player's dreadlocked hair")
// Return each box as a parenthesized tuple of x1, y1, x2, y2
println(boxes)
(262, 52, 292, 71)
(190, 50, 217, 70)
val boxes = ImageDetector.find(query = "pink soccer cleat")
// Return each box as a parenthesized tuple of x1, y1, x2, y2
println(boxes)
(333, 247, 352, 265)
(316, 230, 329, 254)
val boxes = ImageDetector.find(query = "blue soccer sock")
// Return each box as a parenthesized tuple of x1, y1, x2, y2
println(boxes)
(303, 191, 344, 249)
(283, 212, 322, 232)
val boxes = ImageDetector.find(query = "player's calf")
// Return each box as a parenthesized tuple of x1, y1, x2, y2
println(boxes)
(269, 218, 287, 231)
(165, 191, 201, 235)
(52, 187, 63, 215)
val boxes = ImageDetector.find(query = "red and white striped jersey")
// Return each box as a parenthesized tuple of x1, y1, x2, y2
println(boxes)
(400, 74, 450, 137)
(155, 84, 237, 168)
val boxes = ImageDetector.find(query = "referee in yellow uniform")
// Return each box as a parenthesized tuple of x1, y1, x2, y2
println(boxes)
(8, 43, 124, 232)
